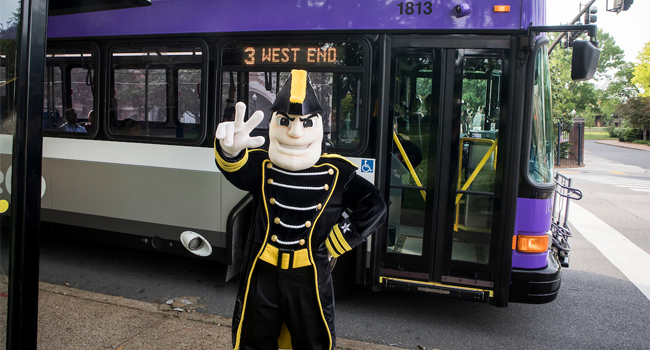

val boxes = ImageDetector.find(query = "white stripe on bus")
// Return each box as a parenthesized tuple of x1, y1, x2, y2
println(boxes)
(1, 135, 376, 183)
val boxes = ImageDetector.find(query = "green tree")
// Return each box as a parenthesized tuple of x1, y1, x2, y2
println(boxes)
(631, 42, 650, 97)
(616, 95, 650, 140)
(593, 30, 626, 82)
(549, 38, 599, 122)
(606, 62, 638, 100)
(550, 29, 635, 125)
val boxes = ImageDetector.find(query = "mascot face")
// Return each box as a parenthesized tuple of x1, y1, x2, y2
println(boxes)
(268, 111, 323, 171)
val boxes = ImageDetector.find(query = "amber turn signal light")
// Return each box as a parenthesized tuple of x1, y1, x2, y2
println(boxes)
(494, 5, 510, 12)
(515, 235, 549, 253)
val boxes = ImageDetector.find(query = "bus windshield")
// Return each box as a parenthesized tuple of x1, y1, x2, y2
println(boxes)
(528, 46, 554, 184)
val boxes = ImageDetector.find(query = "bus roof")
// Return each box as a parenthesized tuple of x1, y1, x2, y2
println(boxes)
(47, 0, 545, 38)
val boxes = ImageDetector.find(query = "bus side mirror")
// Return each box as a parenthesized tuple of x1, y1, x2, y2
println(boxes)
(571, 40, 600, 82)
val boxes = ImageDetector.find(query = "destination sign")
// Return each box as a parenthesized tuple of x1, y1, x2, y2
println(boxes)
(222, 42, 363, 67)
(243, 47, 337, 65)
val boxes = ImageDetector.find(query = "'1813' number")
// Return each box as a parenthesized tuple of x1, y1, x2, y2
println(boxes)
(397, 1, 433, 15)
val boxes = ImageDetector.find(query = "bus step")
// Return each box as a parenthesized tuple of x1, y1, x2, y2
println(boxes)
(380, 277, 490, 303)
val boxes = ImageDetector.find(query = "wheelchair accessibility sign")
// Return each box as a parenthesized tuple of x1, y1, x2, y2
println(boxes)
(361, 159, 374, 174)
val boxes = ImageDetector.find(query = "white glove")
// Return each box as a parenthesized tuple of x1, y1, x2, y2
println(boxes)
(215, 102, 265, 157)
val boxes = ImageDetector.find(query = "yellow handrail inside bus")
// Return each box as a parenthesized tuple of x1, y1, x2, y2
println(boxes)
(454, 137, 498, 232)
(455, 137, 498, 205)
(393, 132, 426, 201)
(0, 78, 17, 88)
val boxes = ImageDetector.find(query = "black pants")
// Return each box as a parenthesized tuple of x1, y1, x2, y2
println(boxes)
(239, 261, 331, 350)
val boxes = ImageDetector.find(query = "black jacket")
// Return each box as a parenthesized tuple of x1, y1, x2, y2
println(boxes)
(215, 143, 386, 349)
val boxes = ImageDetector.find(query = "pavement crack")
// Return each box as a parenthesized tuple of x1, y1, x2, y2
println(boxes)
(110, 315, 170, 349)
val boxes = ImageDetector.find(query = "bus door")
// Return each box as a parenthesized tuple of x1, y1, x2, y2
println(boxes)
(380, 37, 508, 301)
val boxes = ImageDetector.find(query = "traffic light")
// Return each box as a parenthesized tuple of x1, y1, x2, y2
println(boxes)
(583, 5, 597, 24)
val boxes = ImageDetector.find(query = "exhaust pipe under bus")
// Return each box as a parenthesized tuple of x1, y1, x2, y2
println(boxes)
(180, 231, 213, 257)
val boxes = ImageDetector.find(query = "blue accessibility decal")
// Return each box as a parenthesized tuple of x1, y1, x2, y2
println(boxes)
(360, 159, 374, 174)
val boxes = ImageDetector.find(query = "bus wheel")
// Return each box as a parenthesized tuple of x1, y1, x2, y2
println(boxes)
(330, 251, 355, 299)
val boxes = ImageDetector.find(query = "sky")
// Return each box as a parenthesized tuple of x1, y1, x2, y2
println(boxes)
(546, 0, 649, 63)
(0, 0, 19, 30)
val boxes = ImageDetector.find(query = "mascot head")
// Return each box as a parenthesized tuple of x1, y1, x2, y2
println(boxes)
(268, 70, 324, 171)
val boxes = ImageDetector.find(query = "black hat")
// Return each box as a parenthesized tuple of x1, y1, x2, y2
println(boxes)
(270, 70, 324, 116)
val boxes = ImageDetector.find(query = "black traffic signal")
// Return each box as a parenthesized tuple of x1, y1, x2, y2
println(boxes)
(583, 5, 597, 24)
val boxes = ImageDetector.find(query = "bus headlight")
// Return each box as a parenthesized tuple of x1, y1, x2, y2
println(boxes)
(180, 231, 213, 257)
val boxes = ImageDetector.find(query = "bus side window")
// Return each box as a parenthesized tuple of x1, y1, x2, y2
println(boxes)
(71, 67, 94, 132)
(109, 43, 205, 143)
(178, 69, 201, 124)
(44, 47, 96, 136)
(43, 64, 63, 131)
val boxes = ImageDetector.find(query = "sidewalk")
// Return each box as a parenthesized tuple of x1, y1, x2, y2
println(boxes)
(30, 282, 396, 350)
(594, 139, 650, 151)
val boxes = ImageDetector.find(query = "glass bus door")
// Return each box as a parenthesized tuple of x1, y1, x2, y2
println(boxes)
(382, 48, 439, 279)
(381, 40, 507, 293)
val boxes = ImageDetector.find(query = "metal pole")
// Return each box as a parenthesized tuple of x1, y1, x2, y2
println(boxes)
(578, 123, 583, 165)
(7, 0, 48, 348)
(557, 123, 561, 167)
(564, 178, 572, 229)
(548, 0, 597, 54)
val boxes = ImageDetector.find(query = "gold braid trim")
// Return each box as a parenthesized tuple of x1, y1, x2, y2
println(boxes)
(214, 138, 249, 173)
(321, 154, 358, 168)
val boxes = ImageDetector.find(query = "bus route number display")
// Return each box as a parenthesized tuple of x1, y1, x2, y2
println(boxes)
(242, 46, 338, 65)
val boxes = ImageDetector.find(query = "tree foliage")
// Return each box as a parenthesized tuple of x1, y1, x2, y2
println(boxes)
(615, 96, 650, 140)
(549, 36, 598, 123)
(549, 29, 637, 126)
(631, 42, 650, 97)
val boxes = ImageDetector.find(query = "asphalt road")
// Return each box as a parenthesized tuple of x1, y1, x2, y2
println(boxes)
(37, 141, 650, 350)
(584, 140, 650, 171)
(38, 231, 650, 350)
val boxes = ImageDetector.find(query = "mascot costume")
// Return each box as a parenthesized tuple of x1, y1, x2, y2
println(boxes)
(213, 69, 386, 350)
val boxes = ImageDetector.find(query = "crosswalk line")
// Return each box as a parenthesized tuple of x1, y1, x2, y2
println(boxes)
(567, 175, 650, 193)
(570, 204, 650, 301)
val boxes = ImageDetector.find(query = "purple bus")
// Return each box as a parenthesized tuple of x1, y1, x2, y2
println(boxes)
(36, 0, 594, 306)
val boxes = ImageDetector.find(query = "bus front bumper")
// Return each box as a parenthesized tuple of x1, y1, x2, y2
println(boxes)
(510, 252, 562, 304)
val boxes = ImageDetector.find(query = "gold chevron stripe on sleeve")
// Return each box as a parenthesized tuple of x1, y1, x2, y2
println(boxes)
(325, 238, 340, 258)
(328, 230, 346, 255)
(333, 225, 352, 252)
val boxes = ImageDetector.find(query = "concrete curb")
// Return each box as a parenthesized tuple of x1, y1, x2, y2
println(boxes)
(38, 282, 399, 350)
(39, 281, 232, 326)
(594, 140, 650, 152)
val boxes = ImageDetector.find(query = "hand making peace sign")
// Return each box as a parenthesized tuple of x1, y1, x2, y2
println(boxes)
(215, 102, 265, 157)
